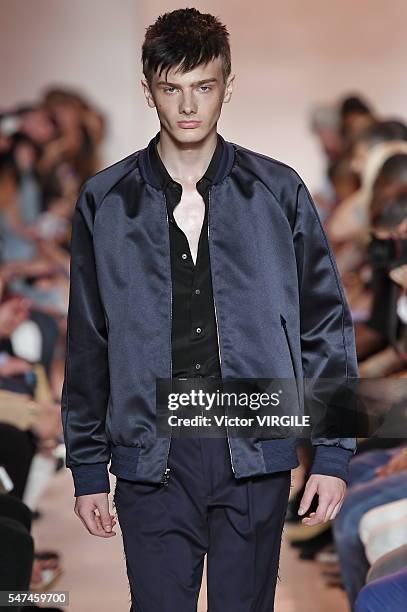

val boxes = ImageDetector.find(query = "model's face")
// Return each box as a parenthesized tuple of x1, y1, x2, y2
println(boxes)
(141, 57, 234, 144)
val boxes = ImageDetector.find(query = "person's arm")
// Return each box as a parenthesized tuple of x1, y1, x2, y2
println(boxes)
(293, 179, 359, 523)
(61, 182, 111, 498)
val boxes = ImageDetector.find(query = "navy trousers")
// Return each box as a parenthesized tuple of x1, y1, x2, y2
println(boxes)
(114, 434, 291, 611)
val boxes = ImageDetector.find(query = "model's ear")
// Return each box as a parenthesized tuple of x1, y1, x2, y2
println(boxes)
(141, 78, 156, 108)
(223, 73, 235, 104)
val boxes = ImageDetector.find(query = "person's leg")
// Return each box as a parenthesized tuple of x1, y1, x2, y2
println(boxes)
(367, 544, 407, 583)
(333, 471, 407, 607)
(0, 493, 33, 531)
(355, 568, 407, 612)
(113, 436, 208, 612)
(0, 516, 34, 612)
(0, 424, 37, 500)
(204, 437, 291, 612)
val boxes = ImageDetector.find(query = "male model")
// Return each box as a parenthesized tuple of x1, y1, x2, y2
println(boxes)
(61, 8, 358, 611)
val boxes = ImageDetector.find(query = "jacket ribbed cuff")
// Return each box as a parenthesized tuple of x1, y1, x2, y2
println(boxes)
(310, 445, 354, 484)
(70, 463, 110, 497)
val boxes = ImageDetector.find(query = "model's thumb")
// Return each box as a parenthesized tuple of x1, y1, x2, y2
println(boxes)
(98, 497, 112, 532)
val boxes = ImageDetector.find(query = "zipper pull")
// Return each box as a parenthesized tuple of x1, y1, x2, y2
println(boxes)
(161, 467, 171, 485)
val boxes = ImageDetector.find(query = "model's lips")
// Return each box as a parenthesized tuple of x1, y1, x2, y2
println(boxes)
(177, 120, 202, 129)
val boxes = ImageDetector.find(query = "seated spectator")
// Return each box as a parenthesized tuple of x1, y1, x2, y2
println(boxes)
(332, 444, 407, 606)
(327, 123, 407, 245)
(358, 176, 407, 373)
(0, 85, 106, 606)
(359, 498, 407, 566)
(339, 94, 376, 145)
(353, 152, 407, 363)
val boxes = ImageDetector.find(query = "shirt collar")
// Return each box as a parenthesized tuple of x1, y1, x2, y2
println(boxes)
(139, 130, 235, 190)
(148, 131, 224, 195)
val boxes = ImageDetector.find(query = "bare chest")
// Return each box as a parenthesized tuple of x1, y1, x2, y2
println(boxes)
(173, 189, 205, 265)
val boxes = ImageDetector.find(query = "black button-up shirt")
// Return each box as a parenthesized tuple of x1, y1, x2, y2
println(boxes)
(149, 134, 222, 379)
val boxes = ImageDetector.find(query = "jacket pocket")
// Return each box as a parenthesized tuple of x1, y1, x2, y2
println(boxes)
(280, 313, 303, 413)
(280, 314, 297, 379)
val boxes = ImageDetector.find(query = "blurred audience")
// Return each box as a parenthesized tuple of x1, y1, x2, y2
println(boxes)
(0, 86, 106, 608)
(286, 92, 407, 611)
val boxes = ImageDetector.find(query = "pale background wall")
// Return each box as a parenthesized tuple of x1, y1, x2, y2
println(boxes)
(1, 0, 407, 189)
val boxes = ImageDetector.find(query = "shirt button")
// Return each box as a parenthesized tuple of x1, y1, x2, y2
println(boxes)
(196, 327, 202, 334)
(195, 363, 201, 370)
(195, 289, 200, 295)
(181, 253, 188, 260)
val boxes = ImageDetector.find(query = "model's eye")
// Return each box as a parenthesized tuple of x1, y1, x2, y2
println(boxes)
(198, 86, 211, 93)
(163, 87, 177, 94)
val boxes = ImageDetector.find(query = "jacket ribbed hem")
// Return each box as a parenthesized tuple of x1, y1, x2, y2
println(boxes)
(310, 445, 354, 483)
(70, 462, 110, 497)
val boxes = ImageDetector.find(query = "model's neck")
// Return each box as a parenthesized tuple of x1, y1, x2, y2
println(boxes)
(156, 127, 218, 185)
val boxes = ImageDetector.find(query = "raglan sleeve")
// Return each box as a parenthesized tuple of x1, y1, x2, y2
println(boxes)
(293, 177, 358, 483)
(61, 182, 111, 497)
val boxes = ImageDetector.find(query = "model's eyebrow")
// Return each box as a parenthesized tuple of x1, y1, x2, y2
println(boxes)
(156, 78, 219, 87)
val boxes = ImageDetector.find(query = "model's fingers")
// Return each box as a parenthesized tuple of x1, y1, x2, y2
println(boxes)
(81, 507, 105, 536)
(97, 498, 114, 533)
(95, 513, 116, 536)
(302, 511, 317, 525)
(79, 506, 115, 538)
(306, 494, 329, 525)
(298, 480, 317, 516)
(94, 514, 104, 532)
(329, 497, 345, 521)
(324, 496, 341, 522)
(76, 508, 100, 536)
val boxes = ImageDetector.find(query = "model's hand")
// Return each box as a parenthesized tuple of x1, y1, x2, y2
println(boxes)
(298, 474, 346, 526)
(74, 493, 117, 538)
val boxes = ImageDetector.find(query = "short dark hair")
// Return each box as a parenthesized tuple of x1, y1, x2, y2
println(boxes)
(370, 153, 407, 225)
(340, 95, 372, 118)
(142, 8, 231, 85)
(352, 120, 407, 152)
(371, 189, 407, 229)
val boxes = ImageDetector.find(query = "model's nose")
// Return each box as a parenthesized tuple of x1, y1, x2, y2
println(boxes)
(179, 91, 197, 115)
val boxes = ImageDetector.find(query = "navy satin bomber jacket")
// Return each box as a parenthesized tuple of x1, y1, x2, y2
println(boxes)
(61, 133, 359, 497)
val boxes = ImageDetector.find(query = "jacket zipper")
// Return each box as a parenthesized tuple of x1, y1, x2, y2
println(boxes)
(161, 195, 172, 485)
(208, 188, 236, 475)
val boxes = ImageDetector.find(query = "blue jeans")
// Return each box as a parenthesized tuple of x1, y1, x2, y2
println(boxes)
(332, 447, 407, 607)
(355, 568, 407, 611)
